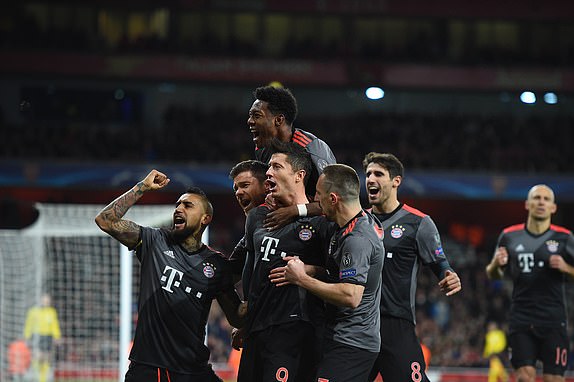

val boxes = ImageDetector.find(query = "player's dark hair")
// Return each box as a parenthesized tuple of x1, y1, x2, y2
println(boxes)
(254, 85, 298, 125)
(269, 139, 312, 186)
(362, 152, 404, 179)
(229, 160, 267, 185)
(185, 186, 213, 216)
(321, 164, 360, 201)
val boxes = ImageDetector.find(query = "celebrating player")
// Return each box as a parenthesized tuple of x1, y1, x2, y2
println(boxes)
(362, 152, 461, 382)
(486, 184, 574, 382)
(248, 85, 336, 229)
(95, 169, 245, 382)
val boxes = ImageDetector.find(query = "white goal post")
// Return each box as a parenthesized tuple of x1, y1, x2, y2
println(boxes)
(0, 203, 208, 382)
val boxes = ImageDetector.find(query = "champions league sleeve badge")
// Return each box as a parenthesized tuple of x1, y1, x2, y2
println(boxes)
(298, 224, 316, 241)
(202, 262, 216, 278)
(342, 252, 352, 267)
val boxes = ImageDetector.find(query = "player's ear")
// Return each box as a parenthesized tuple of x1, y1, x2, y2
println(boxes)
(201, 214, 212, 226)
(550, 202, 557, 214)
(330, 192, 338, 205)
(296, 169, 306, 184)
(274, 114, 284, 127)
(393, 175, 402, 188)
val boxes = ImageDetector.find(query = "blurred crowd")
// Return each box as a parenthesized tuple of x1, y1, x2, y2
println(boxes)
(3, 6, 574, 68)
(2, 105, 574, 174)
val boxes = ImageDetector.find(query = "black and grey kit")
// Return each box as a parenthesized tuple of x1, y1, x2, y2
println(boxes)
(129, 226, 235, 376)
(495, 223, 574, 375)
(317, 210, 384, 382)
(369, 203, 453, 382)
(238, 204, 335, 382)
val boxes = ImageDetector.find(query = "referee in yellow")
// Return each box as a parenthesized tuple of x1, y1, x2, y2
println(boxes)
(24, 293, 61, 382)
(483, 321, 509, 382)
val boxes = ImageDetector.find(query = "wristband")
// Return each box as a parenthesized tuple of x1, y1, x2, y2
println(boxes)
(297, 204, 308, 217)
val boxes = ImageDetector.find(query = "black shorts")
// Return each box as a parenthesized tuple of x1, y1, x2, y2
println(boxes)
(316, 337, 378, 382)
(237, 321, 319, 382)
(508, 325, 569, 376)
(30, 335, 54, 353)
(368, 316, 429, 382)
(124, 361, 222, 382)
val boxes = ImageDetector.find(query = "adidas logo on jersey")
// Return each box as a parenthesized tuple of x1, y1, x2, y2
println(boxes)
(163, 250, 175, 258)
(515, 244, 525, 252)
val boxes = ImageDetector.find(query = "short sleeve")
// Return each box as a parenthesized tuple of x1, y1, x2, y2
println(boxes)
(416, 216, 447, 265)
(338, 234, 372, 285)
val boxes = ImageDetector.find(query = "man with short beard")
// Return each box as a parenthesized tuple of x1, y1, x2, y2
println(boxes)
(363, 152, 461, 382)
(95, 169, 245, 382)
(238, 141, 335, 382)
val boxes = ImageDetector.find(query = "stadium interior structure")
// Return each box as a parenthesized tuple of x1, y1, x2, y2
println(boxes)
(1, 0, 574, 381)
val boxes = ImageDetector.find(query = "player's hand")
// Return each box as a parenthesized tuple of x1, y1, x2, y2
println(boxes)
(493, 247, 509, 267)
(141, 169, 170, 192)
(263, 205, 298, 231)
(264, 193, 278, 211)
(231, 328, 244, 350)
(549, 255, 569, 273)
(284, 257, 308, 286)
(237, 301, 248, 319)
(438, 270, 462, 296)
(269, 256, 298, 287)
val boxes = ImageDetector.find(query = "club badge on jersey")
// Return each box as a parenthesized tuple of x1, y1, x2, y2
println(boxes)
(298, 224, 316, 241)
(390, 225, 405, 239)
(546, 240, 559, 252)
(202, 262, 216, 278)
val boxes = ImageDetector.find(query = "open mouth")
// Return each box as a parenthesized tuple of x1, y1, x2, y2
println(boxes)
(250, 129, 260, 144)
(173, 215, 186, 229)
(367, 186, 380, 199)
(265, 178, 277, 193)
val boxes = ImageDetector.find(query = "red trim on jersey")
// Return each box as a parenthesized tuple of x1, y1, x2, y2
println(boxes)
(292, 131, 311, 147)
(503, 223, 525, 233)
(373, 224, 384, 238)
(343, 217, 358, 236)
(551, 224, 572, 234)
(342, 212, 365, 236)
(402, 204, 427, 218)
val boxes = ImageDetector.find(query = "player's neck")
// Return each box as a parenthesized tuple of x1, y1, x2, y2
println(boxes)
(278, 124, 294, 142)
(372, 198, 400, 214)
(526, 217, 551, 235)
(278, 190, 308, 208)
(182, 235, 203, 253)
(336, 202, 363, 227)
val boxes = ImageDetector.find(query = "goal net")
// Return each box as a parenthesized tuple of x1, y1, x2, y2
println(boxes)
(0, 203, 180, 382)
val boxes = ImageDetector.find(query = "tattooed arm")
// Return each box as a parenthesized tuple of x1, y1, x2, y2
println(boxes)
(95, 169, 170, 248)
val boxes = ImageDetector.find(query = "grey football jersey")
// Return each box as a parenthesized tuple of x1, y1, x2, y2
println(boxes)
(255, 128, 336, 196)
(324, 210, 384, 352)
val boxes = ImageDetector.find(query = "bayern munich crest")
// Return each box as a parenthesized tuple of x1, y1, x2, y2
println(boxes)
(202, 262, 216, 278)
(390, 225, 405, 239)
(546, 240, 559, 253)
(298, 224, 316, 241)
